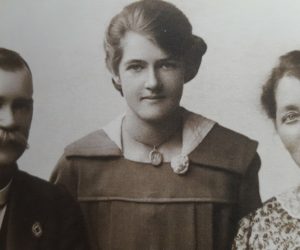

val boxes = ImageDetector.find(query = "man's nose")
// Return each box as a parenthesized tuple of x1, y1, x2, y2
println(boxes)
(145, 68, 161, 90)
(0, 106, 16, 129)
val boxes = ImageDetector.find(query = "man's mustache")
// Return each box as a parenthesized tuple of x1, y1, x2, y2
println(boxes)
(0, 129, 29, 149)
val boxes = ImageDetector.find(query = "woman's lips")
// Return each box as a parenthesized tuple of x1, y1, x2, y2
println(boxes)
(141, 95, 165, 100)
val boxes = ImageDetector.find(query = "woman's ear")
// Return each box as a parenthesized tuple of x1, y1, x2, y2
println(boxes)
(112, 76, 123, 96)
(113, 75, 121, 85)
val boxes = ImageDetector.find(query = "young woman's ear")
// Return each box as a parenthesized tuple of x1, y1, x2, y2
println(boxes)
(113, 75, 120, 84)
(112, 76, 123, 96)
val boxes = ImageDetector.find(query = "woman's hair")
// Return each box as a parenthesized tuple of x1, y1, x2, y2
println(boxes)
(104, 0, 207, 93)
(261, 50, 300, 121)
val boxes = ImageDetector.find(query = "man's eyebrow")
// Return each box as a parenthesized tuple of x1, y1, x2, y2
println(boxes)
(14, 97, 34, 104)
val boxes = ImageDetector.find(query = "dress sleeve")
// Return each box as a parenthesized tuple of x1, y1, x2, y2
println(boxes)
(51, 156, 91, 249)
(237, 153, 262, 219)
(50, 154, 78, 199)
(56, 187, 90, 250)
(232, 213, 254, 250)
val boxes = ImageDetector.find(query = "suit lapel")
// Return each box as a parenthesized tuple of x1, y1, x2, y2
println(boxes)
(5, 171, 43, 250)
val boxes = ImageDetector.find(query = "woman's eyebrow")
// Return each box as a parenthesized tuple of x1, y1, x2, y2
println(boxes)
(123, 59, 145, 66)
(158, 56, 182, 64)
(281, 104, 300, 112)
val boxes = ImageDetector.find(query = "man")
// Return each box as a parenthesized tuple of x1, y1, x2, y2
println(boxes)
(0, 48, 89, 250)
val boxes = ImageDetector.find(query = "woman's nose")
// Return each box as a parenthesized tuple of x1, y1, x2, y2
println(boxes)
(0, 106, 16, 129)
(145, 68, 161, 90)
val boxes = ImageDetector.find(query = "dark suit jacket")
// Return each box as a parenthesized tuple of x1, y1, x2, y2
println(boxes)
(1, 169, 89, 250)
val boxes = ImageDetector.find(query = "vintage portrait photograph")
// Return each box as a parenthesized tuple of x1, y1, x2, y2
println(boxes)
(1, 0, 300, 249)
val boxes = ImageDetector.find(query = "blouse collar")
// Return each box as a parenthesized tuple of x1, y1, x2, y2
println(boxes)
(102, 108, 216, 174)
(277, 185, 300, 219)
(64, 108, 258, 176)
(102, 108, 216, 159)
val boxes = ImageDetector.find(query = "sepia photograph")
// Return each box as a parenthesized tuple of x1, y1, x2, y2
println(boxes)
(1, 0, 300, 249)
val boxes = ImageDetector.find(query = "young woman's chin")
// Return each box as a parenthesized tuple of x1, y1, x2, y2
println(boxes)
(130, 103, 181, 123)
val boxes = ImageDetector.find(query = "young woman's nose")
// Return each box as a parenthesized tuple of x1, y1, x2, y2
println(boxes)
(145, 67, 161, 90)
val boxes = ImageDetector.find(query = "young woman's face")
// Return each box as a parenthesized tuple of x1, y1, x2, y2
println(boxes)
(275, 75, 300, 166)
(115, 31, 185, 123)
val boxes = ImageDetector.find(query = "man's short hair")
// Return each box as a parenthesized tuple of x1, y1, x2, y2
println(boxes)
(0, 48, 32, 78)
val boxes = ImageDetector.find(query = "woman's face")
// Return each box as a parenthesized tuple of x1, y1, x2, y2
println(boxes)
(275, 75, 300, 166)
(115, 31, 185, 123)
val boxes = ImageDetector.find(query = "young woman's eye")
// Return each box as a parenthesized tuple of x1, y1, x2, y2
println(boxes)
(127, 64, 144, 72)
(282, 111, 300, 124)
(160, 62, 177, 70)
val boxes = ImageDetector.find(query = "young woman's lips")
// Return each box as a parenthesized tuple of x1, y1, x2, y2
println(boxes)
(141, 95, 165, 100)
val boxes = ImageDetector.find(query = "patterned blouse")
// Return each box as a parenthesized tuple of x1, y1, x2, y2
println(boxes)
(233, 186, 300, 250)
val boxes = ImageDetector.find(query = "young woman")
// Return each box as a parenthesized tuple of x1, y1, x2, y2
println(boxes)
(52, 1, 261, 249)
(233, 50, 300, 249)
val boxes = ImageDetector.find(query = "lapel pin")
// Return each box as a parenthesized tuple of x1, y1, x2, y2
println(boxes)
(32, 222, 43, 238)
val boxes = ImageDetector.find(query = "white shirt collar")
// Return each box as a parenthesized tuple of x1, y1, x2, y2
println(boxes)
(0, 179, 12, 206)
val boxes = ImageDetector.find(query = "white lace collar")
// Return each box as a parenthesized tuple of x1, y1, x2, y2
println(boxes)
(276, 185, 300, 220)
(102, 108, 216, 173)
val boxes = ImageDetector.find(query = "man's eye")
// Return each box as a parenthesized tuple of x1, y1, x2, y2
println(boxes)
(13, 101, 33, 111)
(282, 111, 300, 124)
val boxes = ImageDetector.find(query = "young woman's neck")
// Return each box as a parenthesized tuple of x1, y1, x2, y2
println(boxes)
(123, 108, 183, 147)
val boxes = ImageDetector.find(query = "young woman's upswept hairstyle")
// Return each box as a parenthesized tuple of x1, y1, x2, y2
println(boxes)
(261, 50, 300, 121)
(104, 0, 207, 93)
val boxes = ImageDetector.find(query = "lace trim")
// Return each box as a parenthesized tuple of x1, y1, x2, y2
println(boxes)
(276, 185, 300, 220)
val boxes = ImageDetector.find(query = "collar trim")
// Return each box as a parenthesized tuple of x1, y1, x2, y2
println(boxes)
(276, 185, 300, 220)
(102, 108, 216, 159)
(65, 109, 215, 160)
(65, 109, 258, 175)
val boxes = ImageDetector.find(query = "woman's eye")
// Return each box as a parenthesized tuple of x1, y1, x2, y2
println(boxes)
(161, 62, 177, 70)
(127, 64, 144, 72)
(282, 112, 300, 124)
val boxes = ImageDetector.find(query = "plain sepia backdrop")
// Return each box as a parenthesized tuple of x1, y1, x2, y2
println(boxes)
(0, 0, 300, 201)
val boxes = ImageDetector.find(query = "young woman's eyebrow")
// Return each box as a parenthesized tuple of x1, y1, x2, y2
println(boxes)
(124, 59, 145, 66)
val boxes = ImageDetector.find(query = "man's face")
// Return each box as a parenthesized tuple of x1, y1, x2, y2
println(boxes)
(0, 68, 33, 166)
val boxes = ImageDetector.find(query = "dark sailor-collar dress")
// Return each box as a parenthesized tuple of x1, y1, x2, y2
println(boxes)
(51, 109, 261, 250)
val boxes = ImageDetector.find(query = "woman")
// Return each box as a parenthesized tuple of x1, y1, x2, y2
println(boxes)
(233, 50, 300, 250)
(51, 1, 261, 249)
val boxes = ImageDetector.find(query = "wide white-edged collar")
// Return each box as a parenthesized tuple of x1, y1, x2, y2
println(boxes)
(103, 108, 216, 162)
